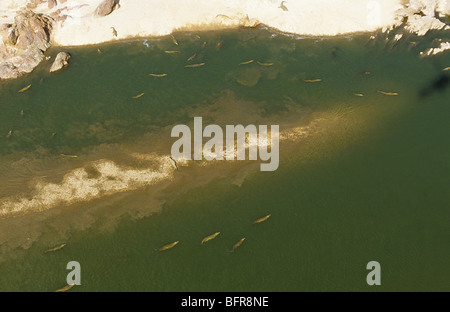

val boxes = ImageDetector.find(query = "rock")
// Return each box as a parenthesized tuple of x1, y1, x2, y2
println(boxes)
(48, 0, 58, 9)
(49, 9, 68, 22)
(392, 0, 450, 36)
(0, 10, 52, 80)
(1, 25, 18, 46)
(7, 28, 18, 45)
(95, 0, 118, 17)
(0, 23, 11, 32)
(0, 63, 20, 80)
(18, 49, 46, 74)
(27, 0, 45, 10)
(420, 41, 450, 56)
(14, 11, 52, 51)
(49, 52, 71, 73)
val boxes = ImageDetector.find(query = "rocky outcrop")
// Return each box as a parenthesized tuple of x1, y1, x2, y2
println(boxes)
(48, 0, 57, 9)
(391, 0, 450, 36)
(420, 41, 450, 57)
(95, 0, 119, 17)
(26, 0, 46, 10)
(0, 10, 52, 80)
(49, 52, 71, 72)
(0, 63, 20, 80)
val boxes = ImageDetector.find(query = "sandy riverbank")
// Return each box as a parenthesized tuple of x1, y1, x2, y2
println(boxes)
(0, 0, 448, 47)
(47, 0, 405, 46)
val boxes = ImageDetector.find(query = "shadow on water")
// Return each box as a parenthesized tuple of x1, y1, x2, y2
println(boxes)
(419, 73, 450, 98)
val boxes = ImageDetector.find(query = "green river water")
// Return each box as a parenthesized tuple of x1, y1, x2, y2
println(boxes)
(0, 26, 448, 291)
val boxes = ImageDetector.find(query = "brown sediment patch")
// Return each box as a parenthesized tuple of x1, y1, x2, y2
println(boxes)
(0, 157, 174, 217)
(0, 90, 308, 256)
(0, 89, 407, 261)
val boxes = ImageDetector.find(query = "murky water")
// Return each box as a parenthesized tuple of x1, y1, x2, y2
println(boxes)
(0, 27, 448, 291)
